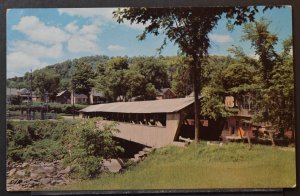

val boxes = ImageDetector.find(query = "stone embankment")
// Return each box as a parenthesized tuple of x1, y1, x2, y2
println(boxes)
(7, 147, 154, 191)
(6, 160, 74, 191)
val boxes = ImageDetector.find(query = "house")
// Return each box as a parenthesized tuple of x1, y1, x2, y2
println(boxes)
(56, 90, 71, 104)
(156, 88, 176, 100)
(79, 96, 225, 148)
(6, 88, 32, 103)
(31, 92, 42, 102)
(221, 95, 254, 139)
(89, 89, 106, 104)
(70, 91, 88, 104)
(56, 89, 105, 105)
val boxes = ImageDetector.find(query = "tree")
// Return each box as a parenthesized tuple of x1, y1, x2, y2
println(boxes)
(266, 57, 294, 136)
(32, 69, 60, 102)
(71, 62, 95, 104)
(241, 19, 294, 140)
(114, 6, 275, 142)
(95, 57, 129, 102)
(241, 17, 280, 125)
(222, 63, 258, 107)
(241, 17, 278, 88)
(169, 56, 193, 97)
(131, 57, 170, 97)
(125, 69, 147, 100)
(200, 55, 235, 120)
(264, 36, 294, 139)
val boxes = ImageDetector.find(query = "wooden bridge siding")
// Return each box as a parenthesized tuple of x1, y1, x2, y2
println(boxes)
(112, 113, 181, 148)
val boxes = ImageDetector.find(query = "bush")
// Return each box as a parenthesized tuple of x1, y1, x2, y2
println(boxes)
(7, 103, 87, 114)
(64, 118, 124, 179)
(6, 120, 71, 161)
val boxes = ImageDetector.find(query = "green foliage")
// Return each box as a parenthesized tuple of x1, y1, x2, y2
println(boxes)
(7, 119, 123, 179)
(200, 86, 233, 120)
(95, 56, 170, 101)
(168, 56, 193, 97)
(7, 120, 67, 161)
(22, 139, 67, 161)
(282, 35, 292, 56)
(7, 103, 86, 115)
(71, 62, 96, 104)
(95, 57, 129, 102)
(63, 118, 124, 179)
(242, 17, 278, 87)
(32, 69, 60, 101)
(240, 18, 294, 135)
(264, 52, 294, 133)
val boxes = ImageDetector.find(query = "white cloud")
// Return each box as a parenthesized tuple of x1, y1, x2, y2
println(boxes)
(58, 8, 115, 20)
(7, 51, 47, 73)
(12, 16, 70, 45)
(7, 40, 64, 78)
(65, 21, 79, 33)
(58, 8, 147, 30)
(209, 34, 233, 43)
(67, 23, 101, 53)
(107, 44, 126, 51)
(10, 41, 63, 59)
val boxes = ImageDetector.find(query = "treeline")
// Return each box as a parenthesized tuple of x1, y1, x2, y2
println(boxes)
(7, 18, 294, 135)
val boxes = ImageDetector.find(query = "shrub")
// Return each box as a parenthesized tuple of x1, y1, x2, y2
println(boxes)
(6, 120, 70, 161)
(64, 118, 124, 179)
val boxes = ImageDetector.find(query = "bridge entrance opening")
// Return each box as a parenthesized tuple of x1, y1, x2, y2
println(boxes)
(114, 137, 149, 158)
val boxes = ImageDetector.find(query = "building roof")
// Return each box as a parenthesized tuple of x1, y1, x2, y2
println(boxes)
(19, 88, 30, 95)
(156, 88, 174, 96)
(80, 97, 195, 114)
(57, 90, 69, 97)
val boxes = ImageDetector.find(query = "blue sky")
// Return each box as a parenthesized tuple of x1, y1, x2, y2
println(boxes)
(6, 7, 292, 78)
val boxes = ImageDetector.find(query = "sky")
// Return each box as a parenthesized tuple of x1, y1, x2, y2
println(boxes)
(6, 7, 292, 78)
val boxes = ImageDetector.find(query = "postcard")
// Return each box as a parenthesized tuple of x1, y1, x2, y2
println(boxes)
(6, 6, 296, 191)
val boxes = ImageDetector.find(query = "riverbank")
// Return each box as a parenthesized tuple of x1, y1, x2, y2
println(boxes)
(51, 142, 296, 190)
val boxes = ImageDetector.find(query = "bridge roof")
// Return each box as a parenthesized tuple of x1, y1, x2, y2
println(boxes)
(80, 97, 195, 114)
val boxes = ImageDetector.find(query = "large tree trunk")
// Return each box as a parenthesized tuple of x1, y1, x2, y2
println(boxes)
(193, 59, 200, 143)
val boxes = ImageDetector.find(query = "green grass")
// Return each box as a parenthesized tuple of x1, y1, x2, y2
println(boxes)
(49, 142, 296, 190)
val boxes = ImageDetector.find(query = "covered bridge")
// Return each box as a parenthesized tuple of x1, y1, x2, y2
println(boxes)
(79, 97, 224, 147)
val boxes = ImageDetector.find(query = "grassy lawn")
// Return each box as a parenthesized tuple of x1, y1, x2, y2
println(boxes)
(50, 142, 296, 190)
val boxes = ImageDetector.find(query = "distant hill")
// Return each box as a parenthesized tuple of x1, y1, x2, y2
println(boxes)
(7, 55, 111, 89)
